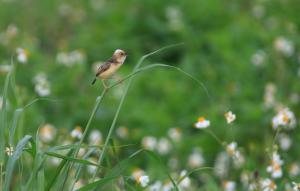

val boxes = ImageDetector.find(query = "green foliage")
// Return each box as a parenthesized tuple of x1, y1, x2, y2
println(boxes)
(0, 0, 299, 190)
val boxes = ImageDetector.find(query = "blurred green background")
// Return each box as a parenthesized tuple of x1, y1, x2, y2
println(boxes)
(0, 0, 299, 190)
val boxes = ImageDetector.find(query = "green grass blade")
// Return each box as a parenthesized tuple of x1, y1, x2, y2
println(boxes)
(0, 69, 12, 164)
(45, 149, 73, 191)
(3, 135, 33, 191)
(44, 151, 100, 167)
(92, 43, 184, 181)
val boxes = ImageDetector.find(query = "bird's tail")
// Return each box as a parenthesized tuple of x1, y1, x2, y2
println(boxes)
(91, 78, 96, 85)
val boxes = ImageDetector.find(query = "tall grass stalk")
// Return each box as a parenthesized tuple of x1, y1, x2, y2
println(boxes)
(91, 43, 185, 182)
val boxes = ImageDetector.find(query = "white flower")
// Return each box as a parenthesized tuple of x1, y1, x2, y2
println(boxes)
(157, 138, 172, 155)
(142, 136, 157, 151)
(261, 178, 277, 191)
(162, 181, 173, 191)
(223, 181, 236, 191)
(252, 5, 265, 18)
(194, 117, 210, 129)
(87, 158, 97, 174)
(214, 151, 230, 178)
(0, 64, 12, 73)
(116, 126, 128, 139)
(72, 179, 84, 191)
(178, 170, 191, 188)
(138, 175, 149, 187)
(165, 6, 183, 31)
(251, 50, 266, 66)
(292, 182, 300, 191)
(149, 181, 162, 191)
(49, 157, 61, 166)
(33, 73, 51, 97)
(272, 107, 296, 129)
(167, 127, 181, 142)
(5, 146, 14, 156)
(226, 142, 238, 157)
(274, 36, 294, 57)
(278, 133, 292, 151)
(264, 83, 276, 109)
(131, 168, 145, 181)
(71, 126, 83, 139)
(39, 123, 57, 143)
(56, 50, 85, 67)
(188, 148, 205, 168)
(16, 48, 29, 63)
(88, 130, 102, 145)
(289, 163, 300, 177)
(225, 111, 236, 124)
(266, 152, 284, 179)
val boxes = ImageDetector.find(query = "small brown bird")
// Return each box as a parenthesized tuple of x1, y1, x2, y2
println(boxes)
(92, 49, 127, 88)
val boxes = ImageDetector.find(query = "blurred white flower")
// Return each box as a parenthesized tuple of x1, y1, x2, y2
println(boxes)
(16, 47, 29, 64)
(214, 151, 229, 178)
(165, 6, 183, 31)
(88, 130, 102, 145)
(194, 117, 210, 129)
(251, 50, 266, 66)
(274, 36, 294, 57)
(167, 127, 182, 142)
(226, 142, 238, 157)
(71, 126, 83, 139)
(33, 73, 51, 97)
(157, 138, 172, 155)
(116, 126, 128, 139)
(272, 107, 296, 130)
(292, 182, 300, 191)
(5, 146, 14, 156)
(131, 168, 145, 182)
(0, 64, 12, 73)
(49, 157, 61, 166)
(142, 136, 157, 151)
(138, 175, 150, 187)
(39, 123, 57, 143)
(266, 152, 284, 179)
(261, 178, 277, 191)
(72, 179, 84, 191)
(225, 111, 236, 124)
(188, 148, 205, 168)
(148, 181, 162, 191)
(278, 133, 292, 151)
(178, 170, 191, 189)
(78, 148, 86, 157)
(264, 83, 276, 109)
(252, 5, 265, 19)
(56, 50, 85, 67)
(0, 24, 18, 45)
(223, 180, 236, 191)
(162, 181, 173, 191)
(289, 163, 300, 177)
(87, 158, 98, 174)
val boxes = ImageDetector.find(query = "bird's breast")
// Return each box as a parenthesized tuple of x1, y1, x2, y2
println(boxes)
(99, 64, 121, 79)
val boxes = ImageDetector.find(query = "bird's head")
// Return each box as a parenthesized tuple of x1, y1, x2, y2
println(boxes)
(113, 49, 127, 64)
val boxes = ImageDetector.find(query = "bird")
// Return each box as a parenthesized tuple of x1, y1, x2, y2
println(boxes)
(92, 49, 127, 89)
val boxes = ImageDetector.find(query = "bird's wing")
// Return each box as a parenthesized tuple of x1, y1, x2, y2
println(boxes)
(95, 59, 113, 77)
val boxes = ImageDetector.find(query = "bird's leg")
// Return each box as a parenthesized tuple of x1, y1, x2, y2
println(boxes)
(102, 80, 109, 90)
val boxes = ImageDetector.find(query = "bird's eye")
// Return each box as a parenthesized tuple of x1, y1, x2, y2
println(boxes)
(120, 52, 124, 56)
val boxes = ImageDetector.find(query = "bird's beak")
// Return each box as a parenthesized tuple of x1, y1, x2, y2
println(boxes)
(125, 52, 128, 56)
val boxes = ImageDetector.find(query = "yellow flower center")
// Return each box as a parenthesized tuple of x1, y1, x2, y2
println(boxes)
(198, 117, 205, 122)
